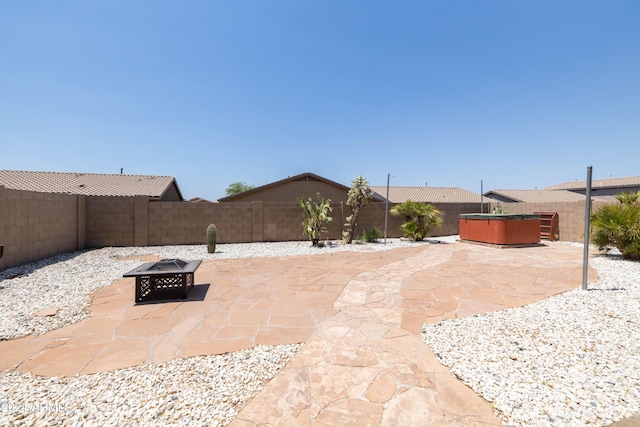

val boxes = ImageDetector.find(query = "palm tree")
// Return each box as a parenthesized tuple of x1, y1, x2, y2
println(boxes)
(590, 191, 640, 260)
(390, 200, 443, 241)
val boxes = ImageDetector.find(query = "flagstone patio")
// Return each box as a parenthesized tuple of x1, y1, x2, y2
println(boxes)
(0, 241, 603, 425)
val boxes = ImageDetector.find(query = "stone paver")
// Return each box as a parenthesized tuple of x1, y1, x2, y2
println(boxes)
(0, 242, 605, 425)
(0, 248, 410, 376)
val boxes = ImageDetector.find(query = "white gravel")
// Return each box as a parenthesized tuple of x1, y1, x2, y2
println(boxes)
(422, 250, 640, 426)
(0, 344, 301, 427)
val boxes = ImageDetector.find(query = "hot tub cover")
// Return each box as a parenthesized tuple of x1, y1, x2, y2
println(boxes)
(459, 213, 540, 220)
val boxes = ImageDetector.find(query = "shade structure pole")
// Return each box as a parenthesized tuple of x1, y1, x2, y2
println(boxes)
(384, 173, 390, 245)
(582, 165, 593, 290)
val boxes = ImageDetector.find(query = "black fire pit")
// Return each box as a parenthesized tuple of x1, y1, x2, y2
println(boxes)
(123, 258, 202, 303)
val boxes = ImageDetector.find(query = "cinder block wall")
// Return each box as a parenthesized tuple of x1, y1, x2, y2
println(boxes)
(0, 186, 81, 269)
(85, 196, 136, 247)
(2, 186, 613, 271)
(263, 202, 306, 241)
(434, 203, 489, 236)
(148, 201, 254, 245)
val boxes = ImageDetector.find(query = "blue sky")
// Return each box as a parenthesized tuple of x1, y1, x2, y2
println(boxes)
(1, 1, 638, 201)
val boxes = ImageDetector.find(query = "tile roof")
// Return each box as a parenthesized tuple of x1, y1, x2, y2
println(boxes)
(370, 186, 481, 204)
(546, 175, 640, 190)
(188, 197, 214, 203)
(0, 170, 180, 199)
(484, 189, 587, 203)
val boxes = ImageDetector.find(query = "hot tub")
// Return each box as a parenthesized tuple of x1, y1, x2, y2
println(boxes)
(459, 214, 541, 246)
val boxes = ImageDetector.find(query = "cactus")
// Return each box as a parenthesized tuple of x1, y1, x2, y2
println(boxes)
(298, 193, 332, 246)
(206, 224, 217, 253)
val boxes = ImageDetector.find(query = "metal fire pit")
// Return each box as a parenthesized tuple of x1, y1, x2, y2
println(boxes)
(123, 258, 202, 303)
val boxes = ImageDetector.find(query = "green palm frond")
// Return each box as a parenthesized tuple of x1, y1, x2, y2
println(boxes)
(591, 192, 640, 260)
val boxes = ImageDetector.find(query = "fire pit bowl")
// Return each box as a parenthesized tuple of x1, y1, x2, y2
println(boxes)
(123, 258, 202, 303)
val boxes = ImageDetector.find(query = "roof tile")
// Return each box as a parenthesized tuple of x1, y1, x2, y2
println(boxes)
(0, 170, 178, 198)
(546, 176, 640, 190)
(484, 190, 586, 203)
(370, 186, 481, 204)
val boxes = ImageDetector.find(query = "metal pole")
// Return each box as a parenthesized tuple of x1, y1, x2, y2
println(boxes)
(480, 179, 484, 213)
(384, 173, 390, 245)
(582, 166, 593, 290)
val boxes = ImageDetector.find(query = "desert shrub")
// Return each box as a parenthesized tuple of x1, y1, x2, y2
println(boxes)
(492, 203, 508, 214)
(390, 200, 443, 241)
(359, 227, 381, 243)
(591, 191, 640, 260)
(298, 193, 332, 246)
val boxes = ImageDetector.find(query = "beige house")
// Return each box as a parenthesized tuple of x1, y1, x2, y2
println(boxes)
(218, 172, 385, 203)
(483, 189, 587, 204)
(0, 170, 184, 201)
(219, 172, 483, 205)
(545, 175, 640, 200)
(485, 175, 640, 204)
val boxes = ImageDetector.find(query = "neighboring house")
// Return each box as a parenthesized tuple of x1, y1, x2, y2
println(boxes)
(483, 189, 587, 204)
(484, 175, 640, 203)
(188, 197, 213, 203)
(370, 186, 482, 204)
(218, 172, 482, 206)
(0, 170, 184, 201)
(545, 175, 640, 200)
(218, 172, 385, 203)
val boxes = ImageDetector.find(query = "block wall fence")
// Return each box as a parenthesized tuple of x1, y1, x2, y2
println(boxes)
(1, 185, 605, 269)
(0, 186, 84, 269)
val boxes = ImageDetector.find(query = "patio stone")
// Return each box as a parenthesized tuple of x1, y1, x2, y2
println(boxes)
(82, 337, 151, 374)
(0, 240, 603, 425)
(20, 342, 107, 376)
(365, 373, 397, 403)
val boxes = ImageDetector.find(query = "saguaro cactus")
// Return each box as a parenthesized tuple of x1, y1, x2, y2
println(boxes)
(206, 224, 217, 253)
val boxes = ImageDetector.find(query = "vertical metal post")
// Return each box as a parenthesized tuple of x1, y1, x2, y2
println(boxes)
(384, 173, 390, 245)
(340, 201, 344, 240)
(582, 166, 593, 290)
(480, 179, 484, 213)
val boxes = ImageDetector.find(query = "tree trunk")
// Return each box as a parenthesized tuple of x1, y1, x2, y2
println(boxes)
(347, 205, 361, 244)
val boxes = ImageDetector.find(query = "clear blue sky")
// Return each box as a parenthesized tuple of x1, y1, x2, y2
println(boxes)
(1, 1, 638, 201)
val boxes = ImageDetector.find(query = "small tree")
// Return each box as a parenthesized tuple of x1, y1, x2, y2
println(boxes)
(591, 191, 640, 260)
(225, 181, 254, 196)
(298, 193, 333, 246)
(390, 200, 443, 241)
(343, 175, 374, 244)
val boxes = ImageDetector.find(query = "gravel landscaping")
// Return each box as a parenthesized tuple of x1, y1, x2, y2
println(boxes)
(422, 250, 640, 426)
(1, 237, 637, 426)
